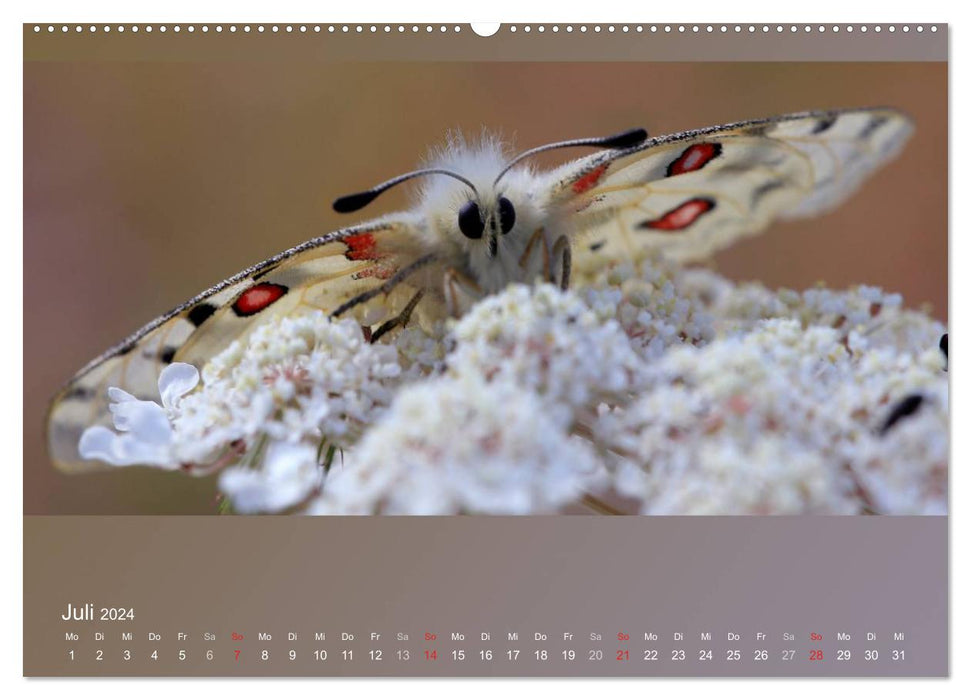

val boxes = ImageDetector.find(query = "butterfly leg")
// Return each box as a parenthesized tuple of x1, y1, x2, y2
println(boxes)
(551, 235, 572, 290)
(330, 253, 436, 319)
(443, 268, 483, 317)
(518, 227, 552, 281)
(370, 289, 425, 343)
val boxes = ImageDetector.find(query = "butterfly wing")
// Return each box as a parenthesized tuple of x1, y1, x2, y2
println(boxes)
(47, 216, 439, 472)
(545, 108, 913, 266)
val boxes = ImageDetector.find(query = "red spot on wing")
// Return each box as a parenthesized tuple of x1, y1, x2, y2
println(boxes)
(232, 283, 288, 316)
(667, 143, 722, 176)
(353, 265, 397, 280)
(344, 230, 395, 279)
(641, 198, 715, 232)
(571, 164, 608, 194)
(344, 232, 379, 261)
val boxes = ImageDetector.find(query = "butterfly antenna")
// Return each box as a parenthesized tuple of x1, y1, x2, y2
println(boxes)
(333, 169, 479, 213)
(493, 127, 648, 185)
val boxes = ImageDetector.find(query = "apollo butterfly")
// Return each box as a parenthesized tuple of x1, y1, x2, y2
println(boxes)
(47, 107, 913, 471)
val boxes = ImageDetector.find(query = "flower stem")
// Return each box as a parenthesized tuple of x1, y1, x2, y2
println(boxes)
(580, 493, 629, 515)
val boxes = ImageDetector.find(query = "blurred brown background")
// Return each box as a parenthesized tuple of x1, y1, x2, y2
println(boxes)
(24, 61, 947, 514)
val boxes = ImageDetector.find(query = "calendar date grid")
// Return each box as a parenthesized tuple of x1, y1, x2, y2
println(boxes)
(59, 625, 913, 673)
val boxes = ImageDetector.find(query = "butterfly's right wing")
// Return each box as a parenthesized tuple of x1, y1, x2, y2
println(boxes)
(545, 108, 913, 267)
(47, 215, 440, 473)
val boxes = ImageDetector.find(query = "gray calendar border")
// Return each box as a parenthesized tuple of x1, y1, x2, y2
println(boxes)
(24, 516, 947, 677)
(24, 23, 946, 62)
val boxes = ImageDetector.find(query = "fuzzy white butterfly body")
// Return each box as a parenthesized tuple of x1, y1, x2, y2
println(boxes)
(411, 141, 555, 295)
(47, 107, 913, 472)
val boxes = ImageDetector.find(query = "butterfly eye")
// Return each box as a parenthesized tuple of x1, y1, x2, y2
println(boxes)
(498, 197, 516, 235)
(458, 201, 485, 240)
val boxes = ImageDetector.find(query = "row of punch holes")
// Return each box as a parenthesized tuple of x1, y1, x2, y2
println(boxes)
(32, 24, 939, 35)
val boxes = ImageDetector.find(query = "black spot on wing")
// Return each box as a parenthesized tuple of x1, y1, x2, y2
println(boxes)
(879, 394, 924, 435)
(62, 386, 95, 401)
(160, 346, 178, 364)
(750, 180, 787, 208)
(187, 303, 218, 327)
(589, 240, 606, 252)
(859, 115, 889, 140)
(811, 116, 837, 134)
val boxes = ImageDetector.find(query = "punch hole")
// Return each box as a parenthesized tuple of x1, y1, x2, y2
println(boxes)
(471, 23, 500, 37)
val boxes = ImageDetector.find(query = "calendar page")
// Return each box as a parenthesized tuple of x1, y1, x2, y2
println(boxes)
(23, 21, 948, 678)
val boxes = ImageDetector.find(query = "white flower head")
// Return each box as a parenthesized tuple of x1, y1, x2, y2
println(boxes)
(78, 363, 199, 468)
(75, 253, 948, 516)
(78, 313, 407, 481)
(577, 255, 715, 360)
(448, 283, 645, 423)
(598, 317, 948, 514)
(219, 442, 321, 514)
(310, 374, 607, 515)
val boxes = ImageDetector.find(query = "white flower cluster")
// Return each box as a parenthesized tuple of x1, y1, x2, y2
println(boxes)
(310, 374, 606, 515)
(81, 313, 405, 513)
(446, 283, 648, 426)
(597, 319, 946, 515)
(576, 257, 715, 361)
(78, 255, 948, 515)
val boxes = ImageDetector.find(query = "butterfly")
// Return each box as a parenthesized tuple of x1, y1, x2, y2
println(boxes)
(47, 107, 913, 472)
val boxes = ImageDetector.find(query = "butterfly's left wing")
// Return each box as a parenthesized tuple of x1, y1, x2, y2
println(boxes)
(47, 215, 441, 472)
(544, 108, 913, 267)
